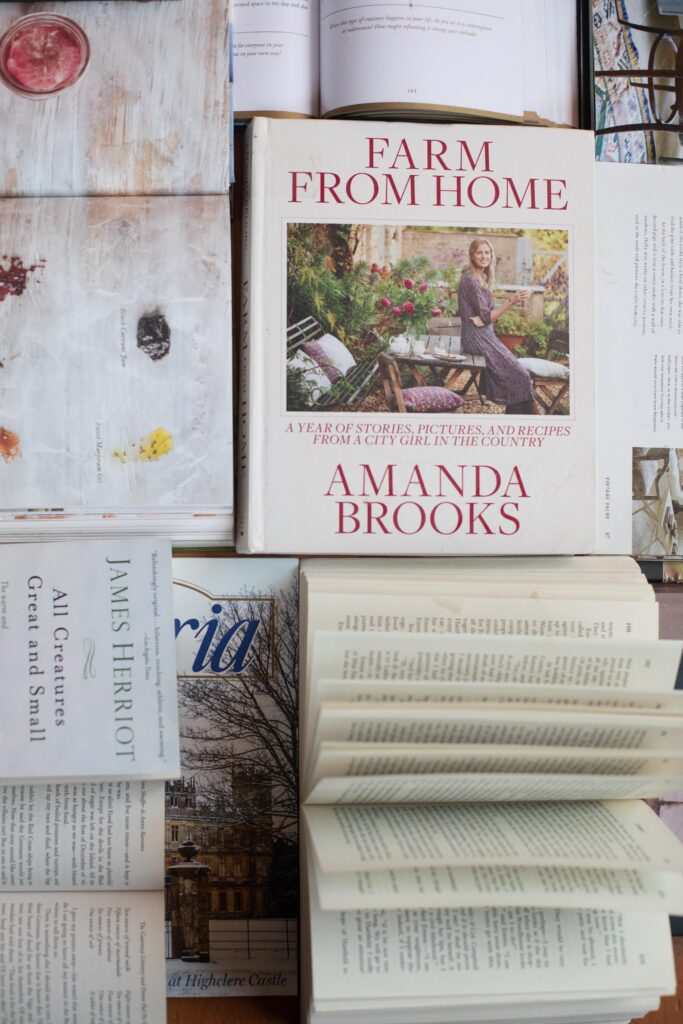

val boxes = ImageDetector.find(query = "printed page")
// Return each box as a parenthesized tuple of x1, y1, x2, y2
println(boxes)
(304, 801, 683, 874)
(308, 632, 677, 719)
(0, 781, 163, 892)
(317, 678, 683, 711)
(0, 538, 179, 781)
(306, 771, 683, 805)
(0, 891, 166, 1024)
(233, 0, 318, 115)
(596, 163, 683, 556)
(0, 195, 232, 518)
(315, 862, 683, 915)
(320, 0, 523, 118)
(0, 0, 231, 196)
(308, 877, 676, 1002)
(314, 703, 683, 751)
(310, 741, 683, 787)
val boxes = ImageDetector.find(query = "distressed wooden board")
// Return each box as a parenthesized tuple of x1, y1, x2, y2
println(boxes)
(0, 194, 233, 513)
(0, 0, 230, 196)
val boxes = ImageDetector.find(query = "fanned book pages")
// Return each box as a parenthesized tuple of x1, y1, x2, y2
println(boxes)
(238, 119, 596, 555)
(0, 194, 233, 544)
(0, 538, 180, 781)
(233, 0, 578, 125)
(169, 555, 299, 998)
(0, 0, 231, 196)
(299, 555, 683, 1024)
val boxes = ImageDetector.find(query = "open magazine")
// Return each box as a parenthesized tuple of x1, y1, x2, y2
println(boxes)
(234, 0, 578, 125)
(299, 556, 683, 1024)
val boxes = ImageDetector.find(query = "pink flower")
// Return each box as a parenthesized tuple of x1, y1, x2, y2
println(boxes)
(431, 307, 442, 316)
(403, 277, 414, 290)
(391, 306, 402, 316)
(418, 282, 429, 294)
(403, 301, 415, 314)
(379, 296, 392, 308)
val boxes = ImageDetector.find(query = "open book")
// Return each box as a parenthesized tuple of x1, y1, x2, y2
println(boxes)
(234, 0, 578, 125)
(299, 556, 683, 1024)
(0, 780, 168, 1023)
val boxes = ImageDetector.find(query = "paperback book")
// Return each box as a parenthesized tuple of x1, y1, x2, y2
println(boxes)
(234, 0, 578, 126)
(0, 194, 233, 544)
(168, 555, 299, 998)
(238, 118, 596, 555)
(299, 556, 683, 1024)
(0, 537, 179, 781)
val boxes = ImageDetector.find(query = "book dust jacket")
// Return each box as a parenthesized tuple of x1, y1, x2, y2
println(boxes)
(239, 119, 596, 555)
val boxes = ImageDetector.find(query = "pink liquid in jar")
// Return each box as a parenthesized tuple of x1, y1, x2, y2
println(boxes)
(0, 14, 89, 97)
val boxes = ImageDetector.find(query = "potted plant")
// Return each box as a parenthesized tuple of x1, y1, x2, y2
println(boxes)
(518, 319, 552, 357)
(494, 309, 529, 352)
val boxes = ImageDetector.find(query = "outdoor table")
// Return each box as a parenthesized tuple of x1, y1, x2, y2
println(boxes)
(392, 335, 487, 403)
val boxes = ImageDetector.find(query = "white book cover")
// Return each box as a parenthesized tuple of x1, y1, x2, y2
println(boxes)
(167, 556, 299, 997)
(596, 162, 683, 559)
(0, 194, 233, 540)
(0, 538, 179, 780)
(239, 118, 596, 555)
(0, 0, 230, 196)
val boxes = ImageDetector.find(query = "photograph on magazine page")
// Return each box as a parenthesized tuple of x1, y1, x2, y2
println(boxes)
(285, 223, 571, 417)
(166, 565, 299, 997)
(632, 446, 683, 556)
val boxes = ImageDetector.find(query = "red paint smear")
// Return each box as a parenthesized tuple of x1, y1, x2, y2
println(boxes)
(0, 256, 45, 301)
(0, 426, 21, 462)
(6, 23, 83, 93)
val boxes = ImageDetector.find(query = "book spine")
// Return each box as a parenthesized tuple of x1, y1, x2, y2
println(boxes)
(236, 118, 268, 553)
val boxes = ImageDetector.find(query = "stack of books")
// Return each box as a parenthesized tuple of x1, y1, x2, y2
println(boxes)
(2, 0, 683, 1021)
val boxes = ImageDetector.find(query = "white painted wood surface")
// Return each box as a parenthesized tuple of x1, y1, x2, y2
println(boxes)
(0, 195, 232, 512)
(0, 0, 230, 196)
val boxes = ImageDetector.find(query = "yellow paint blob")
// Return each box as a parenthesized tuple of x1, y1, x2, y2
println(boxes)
(137, 427, 174, 461)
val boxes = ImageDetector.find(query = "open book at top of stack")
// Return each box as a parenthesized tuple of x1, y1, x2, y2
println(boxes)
(300, 555, 683, 1024)
(234, 0, 578, 126)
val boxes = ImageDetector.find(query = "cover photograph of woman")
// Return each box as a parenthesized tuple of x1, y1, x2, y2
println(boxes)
(286, 223, 571, 416)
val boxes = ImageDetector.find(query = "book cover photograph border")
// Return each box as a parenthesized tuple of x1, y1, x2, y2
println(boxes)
(285, 222, 571, 417)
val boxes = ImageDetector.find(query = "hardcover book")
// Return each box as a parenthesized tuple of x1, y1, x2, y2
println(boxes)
(238, 118, 596, 555)
(0, 0, 231, 196)
(168, 555, 299, 998)
(0, 194, 233, 544)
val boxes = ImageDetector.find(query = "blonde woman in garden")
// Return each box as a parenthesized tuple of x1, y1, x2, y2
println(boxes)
(458, 237, 538, 414)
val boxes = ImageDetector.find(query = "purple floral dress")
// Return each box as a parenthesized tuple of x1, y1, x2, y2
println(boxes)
(458, 271, 534, 407)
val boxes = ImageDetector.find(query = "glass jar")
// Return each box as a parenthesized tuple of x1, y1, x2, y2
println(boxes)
(0, 13, 90, 99)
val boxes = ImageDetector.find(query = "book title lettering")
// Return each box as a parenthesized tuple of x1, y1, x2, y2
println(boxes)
(289, 138, 568, 211)
(325, 463, 529, 536)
